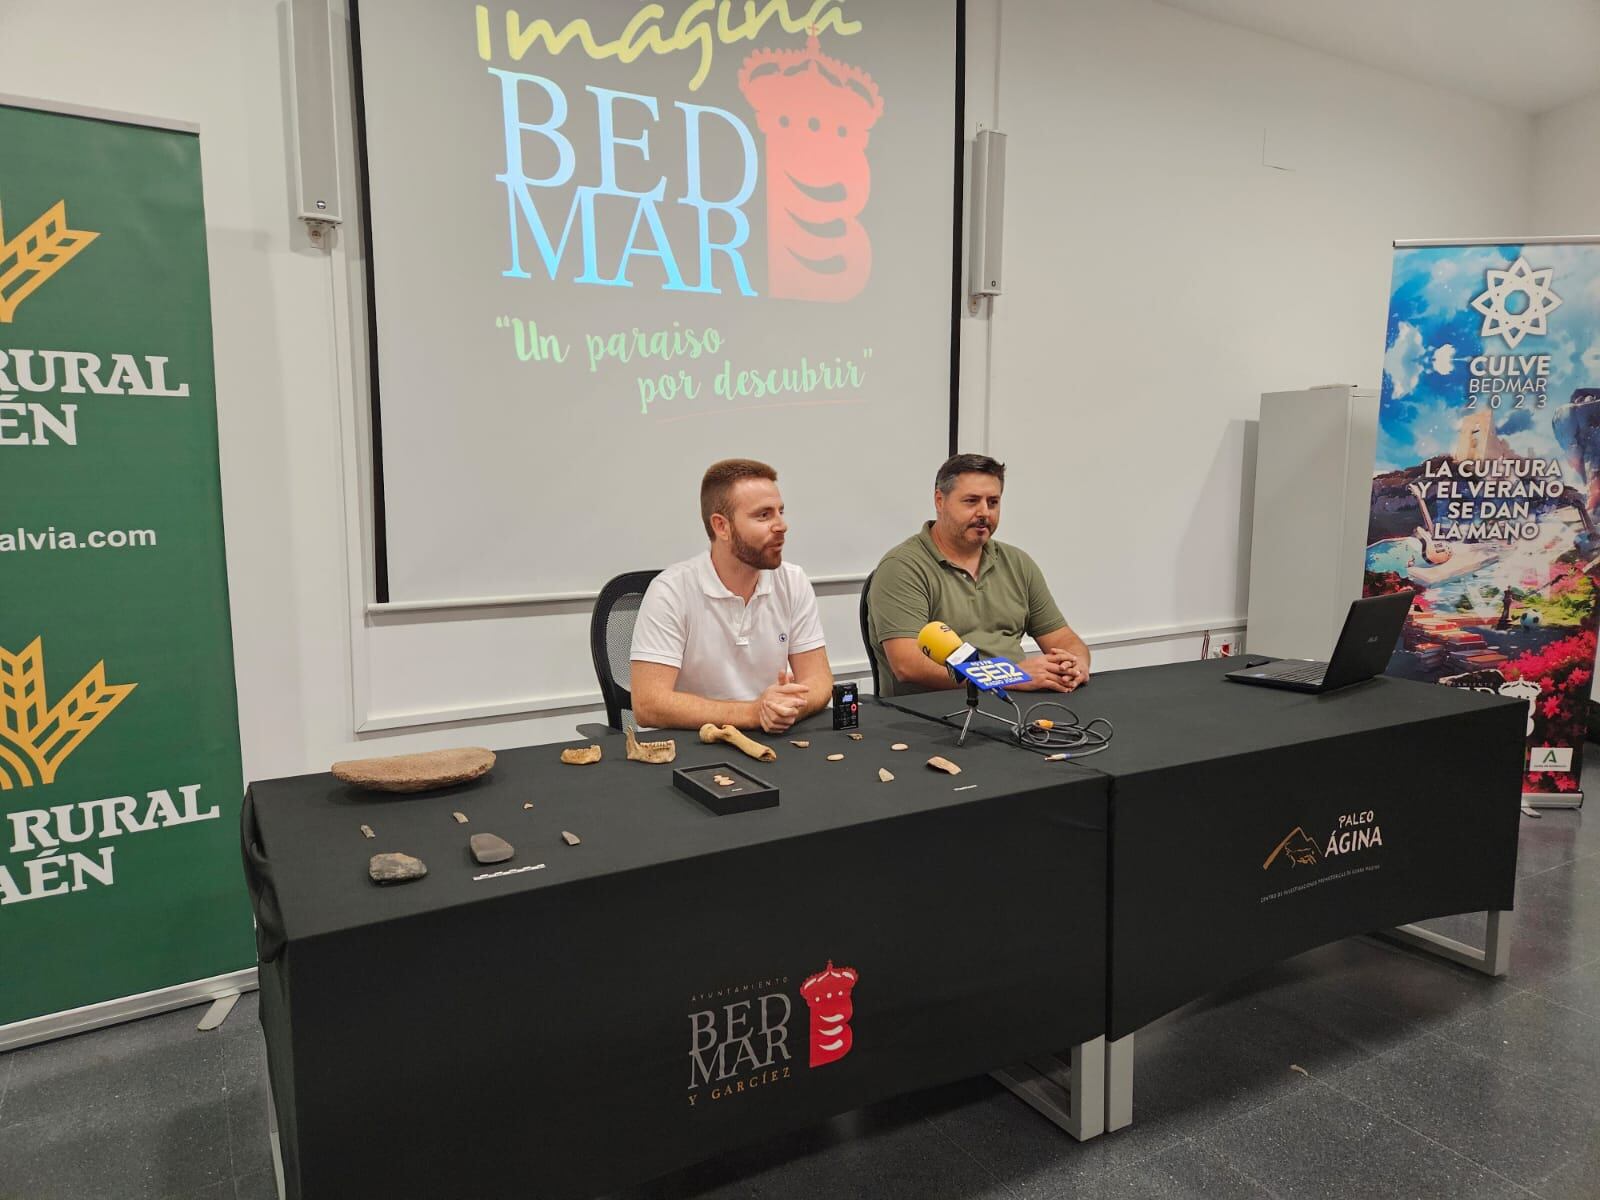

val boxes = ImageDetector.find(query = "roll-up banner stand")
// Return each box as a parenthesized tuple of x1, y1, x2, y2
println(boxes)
(0, 97, 254, 1047)
(1367, 236, 1600, 809)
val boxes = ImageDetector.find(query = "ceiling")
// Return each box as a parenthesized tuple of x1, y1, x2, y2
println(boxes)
(1154, 0, 1600, 115)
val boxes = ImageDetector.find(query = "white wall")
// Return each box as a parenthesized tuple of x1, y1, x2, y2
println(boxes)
(967, 0, 1535, 653)
(1534, 90, 1600, 235)
(0, 0, 1547, 784)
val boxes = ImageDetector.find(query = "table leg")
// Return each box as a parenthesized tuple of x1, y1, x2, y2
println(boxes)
(1106, 1032, 1134, 1132)
(1375, 909, 1512, 977)
(267, 1072, 286, 1200)
(991, 1035, 1106, 1141)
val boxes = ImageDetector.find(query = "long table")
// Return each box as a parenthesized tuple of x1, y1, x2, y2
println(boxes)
(887, 657, 1527, 1130)
(243, 705, 1110, 1200)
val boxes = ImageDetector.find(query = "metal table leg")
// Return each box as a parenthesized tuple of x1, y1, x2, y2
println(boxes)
(1375, 908, 1512, 977)
(1105, 1032, 1134, 1132)
(992, 1035, 1107, 1141)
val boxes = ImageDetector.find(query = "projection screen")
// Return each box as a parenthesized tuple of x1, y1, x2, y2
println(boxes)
(354, 1, 960, 601)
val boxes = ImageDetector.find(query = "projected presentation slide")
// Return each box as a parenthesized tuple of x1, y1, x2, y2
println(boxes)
(356, 1, 959, 600)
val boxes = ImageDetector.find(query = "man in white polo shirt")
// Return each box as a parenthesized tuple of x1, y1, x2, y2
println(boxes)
(631, 459, 833, 733)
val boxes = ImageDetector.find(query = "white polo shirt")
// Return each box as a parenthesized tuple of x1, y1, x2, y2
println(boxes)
(630, 553, 827, 702)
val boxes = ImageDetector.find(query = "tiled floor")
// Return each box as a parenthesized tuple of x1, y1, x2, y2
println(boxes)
(1, 790, 1596, 1199)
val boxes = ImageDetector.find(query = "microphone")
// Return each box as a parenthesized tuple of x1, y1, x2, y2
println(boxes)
(916, 621, 979, 668)
(915, 621, 1030, 694)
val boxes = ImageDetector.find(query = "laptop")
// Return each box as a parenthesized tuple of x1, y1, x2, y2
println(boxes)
(1225, 590, 1414, 694)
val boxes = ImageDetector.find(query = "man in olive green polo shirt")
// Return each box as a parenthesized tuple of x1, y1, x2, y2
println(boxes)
(867, 454, 1090, 697)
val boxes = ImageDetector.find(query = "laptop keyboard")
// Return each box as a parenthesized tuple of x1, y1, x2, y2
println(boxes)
(1272, 662, 1328, 684)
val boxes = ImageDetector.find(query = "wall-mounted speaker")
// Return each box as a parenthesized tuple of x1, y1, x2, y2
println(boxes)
(968, 128, 1006, 299)
(288, 0, 343, 231)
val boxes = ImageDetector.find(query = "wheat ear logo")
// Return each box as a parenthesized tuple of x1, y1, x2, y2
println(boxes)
(0, 198, 100, 323)
(0, 637, 135, 789)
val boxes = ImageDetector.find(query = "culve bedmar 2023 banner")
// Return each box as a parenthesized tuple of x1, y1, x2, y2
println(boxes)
(1366, 241, 1600, 798)
(0, 101, 253, 1026)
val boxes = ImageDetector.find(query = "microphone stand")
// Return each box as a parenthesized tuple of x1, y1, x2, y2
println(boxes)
(941, 678, 1023, 746)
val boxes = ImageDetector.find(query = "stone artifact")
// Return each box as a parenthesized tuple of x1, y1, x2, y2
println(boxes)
(926, 756, 962, 775)
(790, 740, 810, 748)
(625, 725, 678, 764)
(826, 753, 845, 762)
(470, 833, 514, 864)
(699, 723, 778, 762)
(712, 774, 736, 787)
(369, 852, 427, 884)
(452, 811, 469, 824)
(561, 831, 581, 846)
(847, 732, 864, 741)
(522, 801, 534, 809)
(332, 747, 495, 793)
(560, 745, 602, 765)
(878, 768, 894, 782)
(891, 743, 909, 751)
(359, 824, 375, 839)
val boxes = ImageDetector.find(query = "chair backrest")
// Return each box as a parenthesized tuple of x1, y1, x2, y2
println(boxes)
(858, 569, 880, 696)
(590, 569, 662, 729)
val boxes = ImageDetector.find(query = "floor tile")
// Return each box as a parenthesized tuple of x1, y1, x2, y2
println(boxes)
(1326, 1031, 1593, 1188)
(2, 1006, 225, 1132)
(1436, 989, 1600, 1107)
(1529, 955, 1600, 1018)
(1097, 1140, 1276, 1200)
(1201, 1083, 1528, 1200)
(0, 1095, 232, 1200)
(231, 1168, 281, 1200)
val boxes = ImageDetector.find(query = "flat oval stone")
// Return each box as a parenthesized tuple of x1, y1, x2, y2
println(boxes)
(369, 852, 427, 884)
(333, 747, 495, 793)
(470, 832, 514, 865)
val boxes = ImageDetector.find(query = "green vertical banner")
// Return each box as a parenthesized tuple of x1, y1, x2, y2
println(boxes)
(0, 102, 252, 1028)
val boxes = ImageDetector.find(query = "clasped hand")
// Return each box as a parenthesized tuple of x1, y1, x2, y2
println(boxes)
(757, 669, 810, 732)
(1014, 649, 1089, 692)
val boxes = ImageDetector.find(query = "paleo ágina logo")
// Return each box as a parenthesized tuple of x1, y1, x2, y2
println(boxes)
(686, 959, 858, 1107)
(1471, 256, 1563, 350)
(0, 198, 99, 324)
(1263, 810, 1384, 897)
(0, 637, 136, 789)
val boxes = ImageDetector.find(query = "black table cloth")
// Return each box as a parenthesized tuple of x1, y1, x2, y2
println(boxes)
(243, 703, 1109, 1200)
(887, 658, 1527, 1037)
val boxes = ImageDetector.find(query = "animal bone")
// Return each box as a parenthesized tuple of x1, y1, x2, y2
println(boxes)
(826, 753, 845, 762)
(359, 824, 375, 839)
(698, 723, 777, 762)
(847, 733, 864, 741)
(452, 811, 469, 824)
(790, 740, 810, 748)
(626, 725, 677, 764)
(926, 756, 962, 775)
(891, 743, 909, 751)
(560, 745, 602, 765)
(878, 768, 894, 782)
(561, 830, 581, 846)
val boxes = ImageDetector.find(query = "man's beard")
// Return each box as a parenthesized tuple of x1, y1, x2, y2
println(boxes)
(732, 526, 782, 569)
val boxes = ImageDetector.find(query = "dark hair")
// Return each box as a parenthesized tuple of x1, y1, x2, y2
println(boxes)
(935, 453, 1005, 495)
(700, 458, 779, 538)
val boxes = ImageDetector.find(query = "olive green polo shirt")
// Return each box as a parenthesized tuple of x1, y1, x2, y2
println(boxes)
(866, 522, 1067, 696)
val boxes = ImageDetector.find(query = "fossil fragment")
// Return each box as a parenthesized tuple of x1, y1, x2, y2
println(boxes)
(333, 747, 494, 793)
(698, 723, 777, 762)
(359, 824, 375, 839)
(562, 830, 581, 846)
(847, 733, 864, 741)
(878, 768, 894, 782)
(625, 725, 677, 764)
(560, 745, 602, 765)
(891, 743, 909, 751)
(790, 740, 810, 748)
(826, 753, 845, 762)
(369, 852, 427, 884)
(452, 811, 469, 824)
(926, 756, 962, 775)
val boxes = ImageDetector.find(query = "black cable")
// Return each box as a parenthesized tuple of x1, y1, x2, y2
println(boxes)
(996, 695, 1116, 759)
